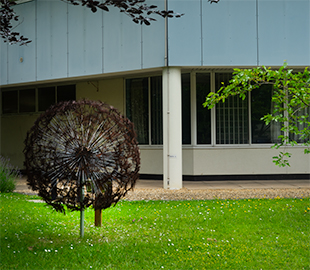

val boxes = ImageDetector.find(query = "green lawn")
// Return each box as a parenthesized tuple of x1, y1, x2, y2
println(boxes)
(0, 193, 309, 270)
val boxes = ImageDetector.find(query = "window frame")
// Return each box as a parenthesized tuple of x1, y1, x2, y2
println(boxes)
(1, 83, 76, 115)
(125, 73, 192, 147)
(193, 70, 287, 148)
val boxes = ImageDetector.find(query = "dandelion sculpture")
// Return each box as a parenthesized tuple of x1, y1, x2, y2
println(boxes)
(24, 100, 140, 237)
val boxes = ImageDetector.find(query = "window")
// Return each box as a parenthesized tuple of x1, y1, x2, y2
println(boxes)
(150, 76, 163, 144)
(2, 84, 76, 114)
(126, 78, 149, 144)
(57, 85, 76, 102)
(215, 73, 248, 144)
(126, 71, 305, 147)
(19, 89, 36, 113)
(126, 75, 191, 145)
(182, 74, 191, 144)
(289, 106, 310, 143)
(195, 72, 286, 145)
(251, 84, 281, 143)
(38, 87, 55, 111)
(196, 73, 211, 144)
(2, 91, 18, 114)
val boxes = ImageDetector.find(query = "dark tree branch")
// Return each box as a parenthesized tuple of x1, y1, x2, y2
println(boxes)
(1, 0, 219, 45)
(0, 0, 31, 45)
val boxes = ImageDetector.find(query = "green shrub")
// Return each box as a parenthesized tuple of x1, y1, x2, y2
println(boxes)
(0, 156, 19, 192)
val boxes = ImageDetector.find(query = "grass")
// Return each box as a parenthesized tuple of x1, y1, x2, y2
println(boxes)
(0, 193, 309, 270)
(0, 156, 19, 193)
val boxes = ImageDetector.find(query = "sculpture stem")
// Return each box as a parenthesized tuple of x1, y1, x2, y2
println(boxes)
(80, 177, 85, 238)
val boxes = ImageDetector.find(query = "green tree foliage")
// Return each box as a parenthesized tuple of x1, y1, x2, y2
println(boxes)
(203, 62, 310, 167)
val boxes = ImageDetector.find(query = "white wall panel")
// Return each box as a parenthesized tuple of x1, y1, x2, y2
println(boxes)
(103, 9, 142, 73)
(36, 0, 68, 80)
(142, 22, 165, 68)
(142, 0, 165, 68)
(1, 0, 309, 86)
(139, 149, 163, 174)
(168, 0, 202, 66)
(193, 148, 310, 175)
(68, 5, 103, 76)
(202, 0, 257, 66)
(258, 0, 310, 66)
(0, 42, 8, 84)
(7, 1, 36, 84)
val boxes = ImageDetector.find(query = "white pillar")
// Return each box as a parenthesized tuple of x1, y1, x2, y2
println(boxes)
(162, 67, 182, 189)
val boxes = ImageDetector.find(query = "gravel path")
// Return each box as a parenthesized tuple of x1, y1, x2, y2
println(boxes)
(123, 187, 310, 201)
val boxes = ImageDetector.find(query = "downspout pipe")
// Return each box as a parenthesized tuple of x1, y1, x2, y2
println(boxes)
(164, 0, 168, 67)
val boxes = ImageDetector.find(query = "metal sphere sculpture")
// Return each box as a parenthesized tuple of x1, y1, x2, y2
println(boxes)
(24, 100, 140, 214)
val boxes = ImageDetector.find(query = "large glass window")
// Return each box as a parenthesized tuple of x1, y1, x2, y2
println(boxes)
(126, 75, 191, 145)
(196, 73, 211, 144)
(289, 107, 310, 143)
(126, 78, 149, 144)
(19, 89, 35, 113)
(151, 76, 163, 145)
(2, 91, 18, 114)
(251, 84, 281, 143)
(182, 73, 191, 144)
(215, 73, 248, 144)
(57, 85, 76, 102)
(2, 84, 76, 114)
(38, 87, 55, 111)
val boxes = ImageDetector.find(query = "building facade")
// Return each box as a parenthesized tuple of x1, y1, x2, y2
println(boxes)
(1, 0, 309, 188)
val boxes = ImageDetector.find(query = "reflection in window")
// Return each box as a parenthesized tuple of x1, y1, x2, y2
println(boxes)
(251, 85, 281, 143)
(126, 78, 149, 144)
(182, 74, 191, 144)
(127, 75, 191, 146)
(151, 76, 163, 145)
(19, 89, 35, 113)
(38, 87, 55, 111)
(2, 91, 18, 114)
(289, 106, 310, 143)
(57, 85, 76, 102)
(196, 73, 211, 144)
(216, 73, 248, 144)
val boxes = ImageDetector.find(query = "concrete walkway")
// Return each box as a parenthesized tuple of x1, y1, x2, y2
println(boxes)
(14, 178, 310, 195)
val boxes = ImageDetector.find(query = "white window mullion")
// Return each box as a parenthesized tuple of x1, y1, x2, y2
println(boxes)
(191, 71, 197, 146)
(148, 77, 152, 146)
(248, 91, 252, 145)
(211, 72, 216, 146)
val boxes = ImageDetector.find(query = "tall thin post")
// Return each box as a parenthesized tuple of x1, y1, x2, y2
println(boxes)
(80, 177, 85, 238)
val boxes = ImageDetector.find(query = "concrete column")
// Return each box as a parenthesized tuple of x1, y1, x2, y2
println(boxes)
(162, 67, 182, 189)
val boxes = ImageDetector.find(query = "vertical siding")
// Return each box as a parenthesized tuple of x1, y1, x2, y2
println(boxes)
(167, 0, 202, 66)
(0, 42, 8, 84)
(1, 0, 166, 86)
(6, 1, 36, 84)
(202, 0, 257, 66)
(1, 0, 309, 86)
(103, 9, 142, 73)
(36, 0, 68, 80)
(142, 1, 166, 68)
(68, 5, 103, 76)
(258, 0, 310, 66)
(168, 0, 257, 66)
(167, 0, 309, 67)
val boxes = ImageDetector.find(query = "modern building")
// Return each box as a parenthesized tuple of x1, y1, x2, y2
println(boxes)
(1, 0, 309, 189)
